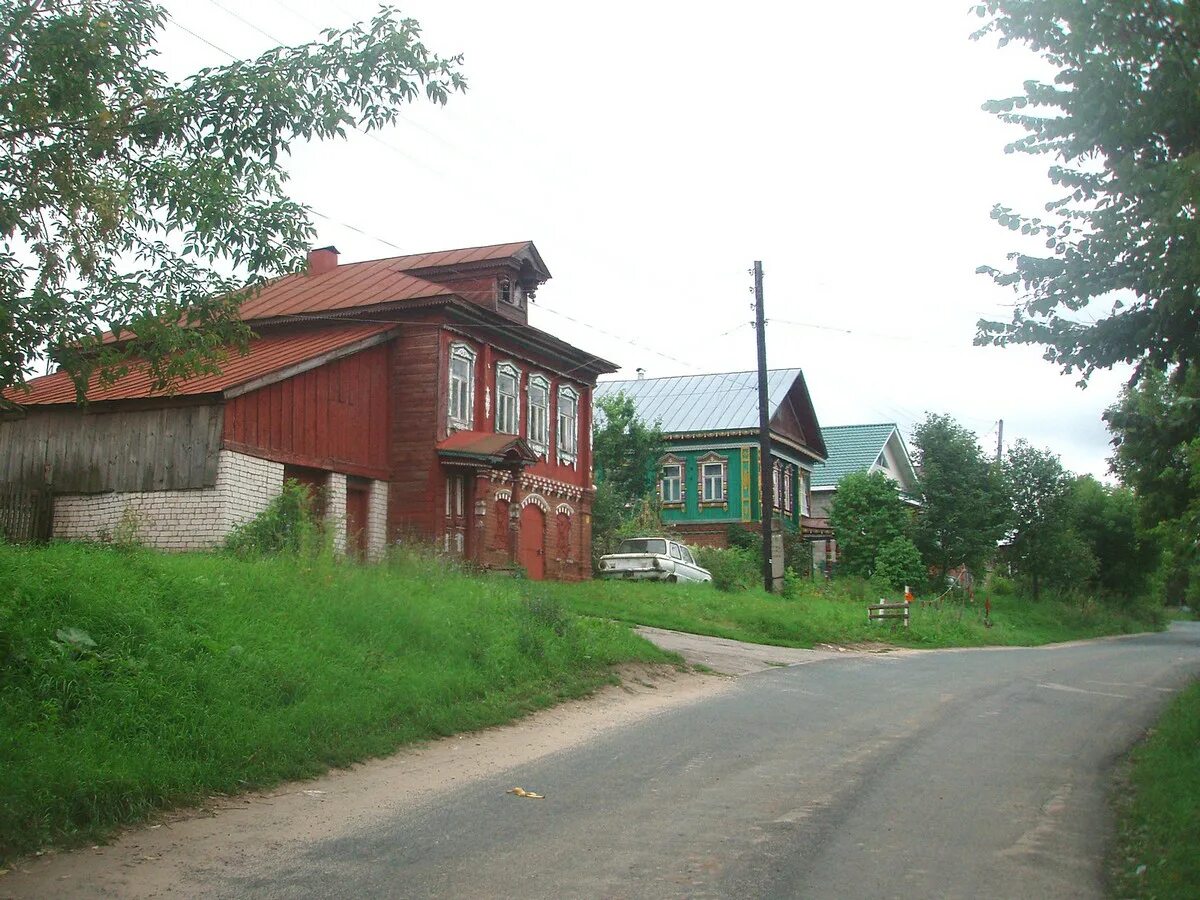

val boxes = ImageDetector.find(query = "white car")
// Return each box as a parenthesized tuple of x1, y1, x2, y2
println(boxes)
(597, 538, 712, 583)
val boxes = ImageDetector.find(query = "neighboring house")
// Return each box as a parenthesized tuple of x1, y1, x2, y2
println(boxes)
(0, 242, 614, 579)
(808, 423, 919, 573)
(594, 369, 827, 548)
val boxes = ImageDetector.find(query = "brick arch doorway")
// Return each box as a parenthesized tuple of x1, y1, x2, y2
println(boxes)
(518, 503, 546, 580)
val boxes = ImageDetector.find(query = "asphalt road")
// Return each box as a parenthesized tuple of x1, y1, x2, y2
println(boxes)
(213, 623, 1200, 900)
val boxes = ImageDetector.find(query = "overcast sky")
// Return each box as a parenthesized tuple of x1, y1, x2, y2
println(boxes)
(158, 0, 1131, 479)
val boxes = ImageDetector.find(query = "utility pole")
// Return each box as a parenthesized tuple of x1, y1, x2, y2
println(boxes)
(996, 418, 1004, 463)
(753, 260, 774, 593)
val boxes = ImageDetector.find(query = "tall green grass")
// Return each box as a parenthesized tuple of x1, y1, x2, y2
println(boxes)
(537, 577, 1164, 649)
(1110, 680, 1200, 898)
(0, 543, 671, 857)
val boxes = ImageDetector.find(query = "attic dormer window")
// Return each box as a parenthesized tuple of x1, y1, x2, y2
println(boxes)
(498, 279, 523, 308)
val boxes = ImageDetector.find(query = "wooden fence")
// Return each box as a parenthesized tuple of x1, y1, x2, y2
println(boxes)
(0, 483, 54, 543)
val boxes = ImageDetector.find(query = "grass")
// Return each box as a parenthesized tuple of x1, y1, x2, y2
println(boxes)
(535, 577, 1165, 649)
(0, 542, 672, 859)
(1110, 680, 1200, 898)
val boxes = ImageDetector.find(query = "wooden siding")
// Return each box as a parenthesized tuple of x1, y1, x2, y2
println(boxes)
(388, 326, 442, 537)
(0, 404, 222, 492)
(223, 344, 389, 479)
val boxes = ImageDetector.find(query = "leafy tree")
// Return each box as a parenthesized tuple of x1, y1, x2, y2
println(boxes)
(973, 2, 1200, 381)
(973, 3, 1200, 602)
(593, 393, 664, 502)
(910, 414, 1009, 580)
(873, 537, 925, 593)
(1105, 368, 1200, 603)
(591, 392, 664, 560)
(1003, 440, 1092, 600)
(828, 471, 910, 579)
(1067, 475, 1157, 603)
(1, 1, 465, 401)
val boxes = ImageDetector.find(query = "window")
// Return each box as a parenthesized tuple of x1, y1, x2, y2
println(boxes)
(669, 543, 682, 560)
(772, 461, 782, 509)
(498, 279, 523, 308)
(660, 460, 682, 504)
(558, 385, 578, 464)
(877, 452, 890, 470)
(800, 471, 809, 516)
(528, 374, 549, 454)
(700, 454, 726, 503)
(679, 545, 695, 566)
(496, 362, 520, 434)
(618, 538, 667, 555)
(448, 343, 476, 428)
(783, 467, 793, 514)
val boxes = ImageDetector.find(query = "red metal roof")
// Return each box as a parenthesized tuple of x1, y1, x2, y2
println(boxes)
(437, 431, 538, 465)
(237, 240, 537, 322)
(6, 323, 392, 406)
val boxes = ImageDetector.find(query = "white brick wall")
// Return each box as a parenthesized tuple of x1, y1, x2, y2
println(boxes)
(52, 450, 283, 551)
(325, 471, 347, 555)
(367, 479, 388, 561)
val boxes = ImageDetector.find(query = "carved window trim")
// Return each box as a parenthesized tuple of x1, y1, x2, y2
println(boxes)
(447, 342, 476, 430)
(496, 361, 521, 435)
(698, 452, 728, 507)
(527, 373, 550, 457)
(557, 385, 579, 466)
(660, 454, 684, 507)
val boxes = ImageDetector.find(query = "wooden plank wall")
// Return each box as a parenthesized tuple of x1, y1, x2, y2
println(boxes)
(222, 344, 389, 479)
(0, 403, 222, 492)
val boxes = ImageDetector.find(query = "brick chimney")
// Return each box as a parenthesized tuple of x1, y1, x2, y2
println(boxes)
(308, 245, 340, 276)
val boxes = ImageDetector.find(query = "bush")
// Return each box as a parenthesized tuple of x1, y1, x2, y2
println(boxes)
(225, 481, 321, 556)
(695, 545, 759, 592)
(987, 574, 1015, 596)
(873, 537, 925, 592)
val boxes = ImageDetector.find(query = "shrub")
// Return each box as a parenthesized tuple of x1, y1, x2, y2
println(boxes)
(695, 545, 759, 592)
(873, 537, 925, 592)
(225, 481, 321, 556)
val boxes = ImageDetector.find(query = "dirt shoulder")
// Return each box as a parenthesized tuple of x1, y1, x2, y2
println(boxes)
(0, 664, 729, 899)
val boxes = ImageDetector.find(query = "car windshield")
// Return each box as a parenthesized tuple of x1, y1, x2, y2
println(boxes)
(618, 539, 667, 555)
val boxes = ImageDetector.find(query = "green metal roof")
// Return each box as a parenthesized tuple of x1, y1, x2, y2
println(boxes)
(810, 423, 902, 489)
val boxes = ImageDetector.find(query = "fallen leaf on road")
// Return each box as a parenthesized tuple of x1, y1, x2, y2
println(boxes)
(506, 787, 545, 799)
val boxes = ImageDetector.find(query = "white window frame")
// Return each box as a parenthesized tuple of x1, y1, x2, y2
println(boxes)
(448, 342, 476, 430)
(496, 361, 521, 435)
(660, 456, 683, 505)
(557, 385, 579, 465)
(699, 453, 727, 504)
(783, 466, 793, 514)
(800, 470, 809, 516)
(527, 374, 550, 456)
(772, 461, 783, 509)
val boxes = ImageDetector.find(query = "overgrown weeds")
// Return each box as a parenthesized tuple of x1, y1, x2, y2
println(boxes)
(0, 543, 671, 859)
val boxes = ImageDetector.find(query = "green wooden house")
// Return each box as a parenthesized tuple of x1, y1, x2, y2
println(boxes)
(594, 369, 828, 547)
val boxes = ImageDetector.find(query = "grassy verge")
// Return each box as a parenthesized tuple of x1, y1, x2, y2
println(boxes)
(535, 578, 1164, 649)
(0, 543, 672, 858)
(1110, 680, 1200, 898)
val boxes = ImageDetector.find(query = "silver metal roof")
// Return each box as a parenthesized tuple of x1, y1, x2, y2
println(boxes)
(594, 369, 804, 434)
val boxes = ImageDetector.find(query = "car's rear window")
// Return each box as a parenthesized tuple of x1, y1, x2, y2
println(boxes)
(618, 539, 667, 555)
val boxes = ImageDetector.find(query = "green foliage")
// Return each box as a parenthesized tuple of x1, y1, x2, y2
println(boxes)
(828, 471, 910, 578)
(1107, 369, 1200, 604)
(224, 480, 321, 556)
(873, 537, 925, 592)
(592, 392, 664, 502)
(973, 3, 1200, 610)
(1111, 680, 1200, 899)
(694, 545, 760, 593)
(1003, 440, 1092, 600)
(591, 394, 665, 567)
(0, 543, 669, 855)
(973, 2, 1200, 380)
(1067, 475, 1159, 604)
(537, 567, 1163, 654)
(910, 413, 1009, 579)
(0, 1, 465, 399)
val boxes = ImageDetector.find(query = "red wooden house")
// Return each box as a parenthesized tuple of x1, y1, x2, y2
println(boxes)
(0, 242, 614, 579)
